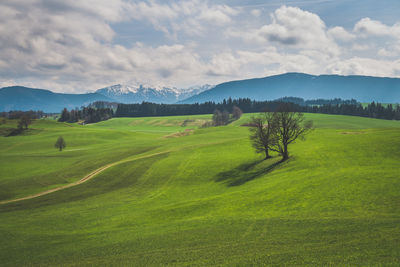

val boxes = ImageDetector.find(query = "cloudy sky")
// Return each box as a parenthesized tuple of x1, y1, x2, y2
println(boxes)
(1, 0, 400, 93)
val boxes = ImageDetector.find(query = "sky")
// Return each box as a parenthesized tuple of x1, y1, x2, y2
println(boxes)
(0, 0, 400, 93)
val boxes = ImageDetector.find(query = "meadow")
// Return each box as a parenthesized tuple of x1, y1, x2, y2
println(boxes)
(0, 113, 399, 266)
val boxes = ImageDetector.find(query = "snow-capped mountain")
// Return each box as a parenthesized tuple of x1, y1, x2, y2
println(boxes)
(95, 84, 214, 104)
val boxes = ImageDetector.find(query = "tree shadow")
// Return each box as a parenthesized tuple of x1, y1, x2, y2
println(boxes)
(215, 158, 284, 186)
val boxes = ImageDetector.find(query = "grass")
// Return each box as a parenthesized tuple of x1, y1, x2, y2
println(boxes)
(0, 113, 399, 266)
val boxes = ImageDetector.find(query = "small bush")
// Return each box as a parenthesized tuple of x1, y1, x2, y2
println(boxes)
(181, 119, 195, 127)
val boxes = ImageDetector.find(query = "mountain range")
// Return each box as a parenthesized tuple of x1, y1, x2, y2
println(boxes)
(95, 84, 213, 104)
(0, 84, 213, 112)
(181, 73, 400, 104)
(0, 86, 112, 113)
(1, 73, 400, 113)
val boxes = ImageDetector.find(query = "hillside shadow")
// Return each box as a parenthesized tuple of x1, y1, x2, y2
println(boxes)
(1, 128, 43, 137)
(215, 158, 283, 186)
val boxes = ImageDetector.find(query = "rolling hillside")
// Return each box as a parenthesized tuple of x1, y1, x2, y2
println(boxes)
(181, 73, 400, 104)
(0, 114, 399, 265)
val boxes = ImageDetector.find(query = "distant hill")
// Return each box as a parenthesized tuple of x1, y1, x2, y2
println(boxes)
(0, 84, 214, 113)
(95, 84, 213, 104)
(180, 73, 400, 104)
(0, 86, 112, 113)
(3, 73, 400, 113)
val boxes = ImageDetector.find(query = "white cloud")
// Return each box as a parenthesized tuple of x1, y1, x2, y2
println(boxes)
(197, 7, 233, 25)
(0, 1, 399, 93)
(229, 6, 339, 55)
(206, 52, 242, 76)
(378, 48, 396, 57)
(126, 0, 239, 38)
(328, 26, 355, 42)
(377, 43, 400, 58)
(0, 0, 234, 92)
(354, 18, 400, 38)
(351, 43, 370, 51)
(326, 57, 400, 77)
(251, 9, 262, 17)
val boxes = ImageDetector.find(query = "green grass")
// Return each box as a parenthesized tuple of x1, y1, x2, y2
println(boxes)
(0, 114, 399, 266)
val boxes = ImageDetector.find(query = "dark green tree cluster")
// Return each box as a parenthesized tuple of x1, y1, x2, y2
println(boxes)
(308, 102, 400, 120)
(0, 110, 44, 119)
(115, 98, 400, 121)
(58, 107, 114, 123)
(277, 97, 358, 106)
(88, 101, 119, 109)
(249, 104, 313, 161)
(115, 99, 284, 117)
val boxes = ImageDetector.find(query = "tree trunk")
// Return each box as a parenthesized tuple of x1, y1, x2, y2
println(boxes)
(264, 148, 271, 159)
(282, 144, 289, 160)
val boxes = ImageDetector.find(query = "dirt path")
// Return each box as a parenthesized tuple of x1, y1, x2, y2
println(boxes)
(0, 151, 169, 205)
(0, 137, 244, 206)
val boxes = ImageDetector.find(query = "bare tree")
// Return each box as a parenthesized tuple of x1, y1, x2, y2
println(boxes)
(18, 114, 32, 130)
(55, 136, 66, 151)
(212, 109, 230, 126)
(232, 106, 243, 120)
(270, 104, 313, 160)
(249, 113, 276, 159)
(221, 110, 230, 124)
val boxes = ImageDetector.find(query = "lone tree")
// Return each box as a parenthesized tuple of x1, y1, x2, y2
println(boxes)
(55, 136, 66, 151)
(269, 104, 313, 161)
(18, 114, 32, 130)
(249, 104, 313, 161)
(232, 106, 243, 120)
(249, 113, 275, 159)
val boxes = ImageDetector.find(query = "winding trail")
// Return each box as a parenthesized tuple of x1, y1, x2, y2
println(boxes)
(0, 137, 244, 206)
(0, 151, 169, 205)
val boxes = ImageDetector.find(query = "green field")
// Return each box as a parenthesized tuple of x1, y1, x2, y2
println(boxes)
(0, 113, 400, 266)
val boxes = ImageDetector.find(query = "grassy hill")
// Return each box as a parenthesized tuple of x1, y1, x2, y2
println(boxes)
(0, 114, 399, 266)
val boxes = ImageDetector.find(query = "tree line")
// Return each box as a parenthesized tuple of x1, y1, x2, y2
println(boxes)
(276, 97, 358, 106)
(115, 98, 298, 117)
(0, 110, 44, 120)
(305, 102, 400, 120)
(115, 98, 400, 121)
(88, 101, 119, 110)
(58, 107, 114, 123)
